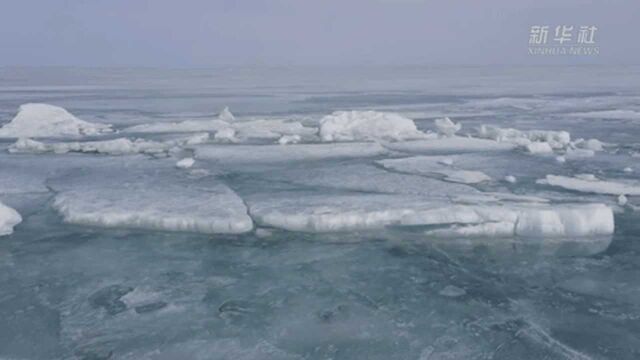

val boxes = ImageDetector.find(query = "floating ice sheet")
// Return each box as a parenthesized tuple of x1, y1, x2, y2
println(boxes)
(246, 191, 613, 237)
(50, 159, 253, 234)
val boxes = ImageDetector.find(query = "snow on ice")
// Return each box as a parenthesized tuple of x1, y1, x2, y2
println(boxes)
(0, 103, 112, 138)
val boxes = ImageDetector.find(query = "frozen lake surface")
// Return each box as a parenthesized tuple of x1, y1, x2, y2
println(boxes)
(1, 66, 640, 359)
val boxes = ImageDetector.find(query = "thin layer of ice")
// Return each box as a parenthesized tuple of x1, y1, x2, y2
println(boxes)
(319, 110, 425, 142)
(538, 175, 640, 195)
(0, 103, 112, 138)
(0, 201, 22, 236)
(194, 142, 388, 164)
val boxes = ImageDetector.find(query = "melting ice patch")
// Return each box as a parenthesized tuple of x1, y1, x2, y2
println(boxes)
(0, 201, 22, 236)
(319, 110, 426, 142)
(0, 103, 112, 138)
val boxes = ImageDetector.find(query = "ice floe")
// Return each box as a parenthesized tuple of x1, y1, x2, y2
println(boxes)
(538, 175, 640, 195)
(247, 192, 613, 237)
(377, 156, 492, 184)
(319, 110, 425, 142)
(52, 176, 253, 234)
(194, 142, 388, 164)
(0, 103, 112, 138)
(0, 201, 22, 236)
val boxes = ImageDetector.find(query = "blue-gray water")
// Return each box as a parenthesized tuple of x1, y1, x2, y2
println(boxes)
(1, 66, 639, 359)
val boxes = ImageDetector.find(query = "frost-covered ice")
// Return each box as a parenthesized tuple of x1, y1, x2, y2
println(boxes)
(539, 175, 640, 195)
(0, 201, 22, 236)
(0, 103, 112, 138)
(319, 110, 425, 141)
(194, 142, 388, 164)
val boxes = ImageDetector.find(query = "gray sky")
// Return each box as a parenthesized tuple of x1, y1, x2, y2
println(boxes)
(1, 0, 638, 67)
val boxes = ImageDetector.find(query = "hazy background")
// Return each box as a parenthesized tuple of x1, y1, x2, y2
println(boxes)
(0, 0, 638, 67)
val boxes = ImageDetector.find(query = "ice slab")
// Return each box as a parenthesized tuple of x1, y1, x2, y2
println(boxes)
(319, 110, 425, 141)
(383, 136, 515, 154)
(377, 156, 491, 184)
(0, 103, 112, 138)
(538, 175, 640, 195)
(50, 160, 253, 234)
(194, 142, 388, 164)
(0, 201, 22, 236)
(247, 191, 613, 237)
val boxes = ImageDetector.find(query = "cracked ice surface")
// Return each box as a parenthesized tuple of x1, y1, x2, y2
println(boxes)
(1, 66, 640, 360)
